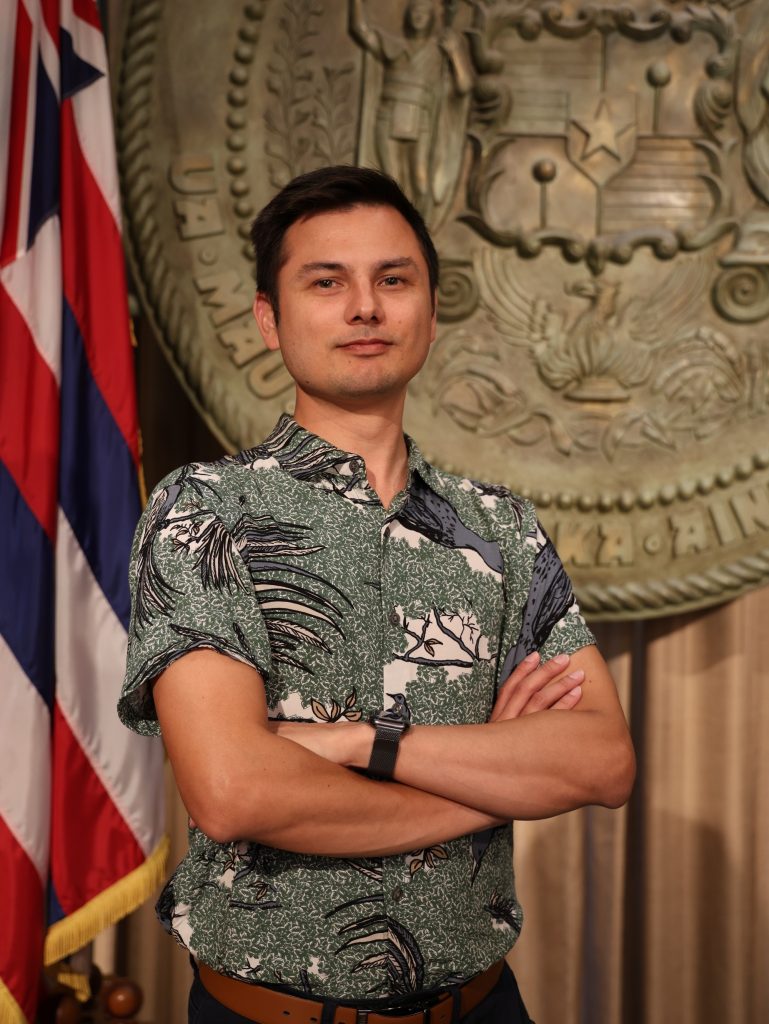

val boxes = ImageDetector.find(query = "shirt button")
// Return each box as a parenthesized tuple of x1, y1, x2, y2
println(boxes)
(388, 607, 400, 626)
(391, 885, 404, 902)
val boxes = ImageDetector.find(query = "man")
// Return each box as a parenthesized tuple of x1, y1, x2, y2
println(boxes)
(119, 165, 635, 1023)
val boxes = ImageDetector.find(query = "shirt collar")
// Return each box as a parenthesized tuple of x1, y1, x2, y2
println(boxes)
(256, 413, 431, 499)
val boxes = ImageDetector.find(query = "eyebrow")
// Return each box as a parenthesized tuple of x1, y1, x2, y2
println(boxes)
(296, 257, 419, 278)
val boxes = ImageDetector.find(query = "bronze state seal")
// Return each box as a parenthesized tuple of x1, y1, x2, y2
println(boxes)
(117, 0, 769, 619)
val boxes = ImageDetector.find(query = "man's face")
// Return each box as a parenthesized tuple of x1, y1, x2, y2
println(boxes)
(405, 0, 435, 34)
(254, 204, 437, 408)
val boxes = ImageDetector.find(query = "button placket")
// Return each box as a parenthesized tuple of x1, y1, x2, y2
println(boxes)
(379, 514, 409, 918)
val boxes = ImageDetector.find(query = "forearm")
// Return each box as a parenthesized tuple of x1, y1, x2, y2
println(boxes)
(347, 710, 634, 820)
(269, 647, 634, 821)
(189, 731, 503, 856)
(349, 0, 378, 53)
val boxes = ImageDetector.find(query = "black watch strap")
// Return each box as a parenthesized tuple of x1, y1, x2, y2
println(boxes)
(367, 712, 408, 780)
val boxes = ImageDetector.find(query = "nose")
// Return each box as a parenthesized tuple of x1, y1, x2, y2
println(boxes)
(345, 279, 382, 325)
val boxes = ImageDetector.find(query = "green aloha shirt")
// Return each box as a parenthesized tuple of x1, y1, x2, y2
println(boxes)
(119, 414, 594, 998)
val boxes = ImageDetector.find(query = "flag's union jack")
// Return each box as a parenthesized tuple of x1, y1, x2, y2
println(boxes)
(0, 2, 166, 1019)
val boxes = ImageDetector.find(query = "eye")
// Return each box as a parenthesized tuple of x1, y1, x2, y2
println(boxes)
(381, 275, 404, 286)
(314, 278, 336, 289)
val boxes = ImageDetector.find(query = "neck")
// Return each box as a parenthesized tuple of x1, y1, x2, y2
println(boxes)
(292, 391, 409, 507)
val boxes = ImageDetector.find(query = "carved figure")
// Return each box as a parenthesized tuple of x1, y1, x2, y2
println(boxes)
(349, 0, 473, 227)
(464, 2, 514, 132)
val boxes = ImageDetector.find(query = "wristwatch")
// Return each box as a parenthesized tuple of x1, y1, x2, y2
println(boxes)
(367, 700, 410, 780)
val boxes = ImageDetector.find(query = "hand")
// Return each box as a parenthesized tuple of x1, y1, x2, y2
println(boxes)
(490, 651, 584, 723)
(439, 28, 460, 52)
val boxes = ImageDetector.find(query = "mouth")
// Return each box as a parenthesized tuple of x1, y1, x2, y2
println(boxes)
(337, 338, 394, 355)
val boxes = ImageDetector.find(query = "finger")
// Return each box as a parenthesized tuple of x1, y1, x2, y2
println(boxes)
(517, 670, 584, 717)
(492, 653, 570, 721)
(492, 653, 559, 721)
(490, 651, 541, 722)
(551, 685, 582, 711)
(495, 666, 583, 721)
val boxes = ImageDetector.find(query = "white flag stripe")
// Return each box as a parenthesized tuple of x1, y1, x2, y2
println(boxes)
(0, 216, 62, 381)
(71, 76, 122, 229)
(0, 635, 50, 882)
(0, 1, 19, 232)
(14, 5, 38, 261)
(55, 510, 164, 856)
(37, 9, 60, 103)
(62, 0, 108, 74)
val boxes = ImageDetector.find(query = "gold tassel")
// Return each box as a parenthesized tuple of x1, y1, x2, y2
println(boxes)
(0, 979, 27, 1024)
(54, 968, 91, 1003)
(43, 835, 169, 966)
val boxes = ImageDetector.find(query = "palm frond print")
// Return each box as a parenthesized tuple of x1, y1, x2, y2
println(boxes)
(327, 897, 425, 995)
(230, 416, 377, 505)
(133, 464, 352, 671)
(133, 464, 244, 634)
(484, 889, 520, 932)
(233, 416, 346, 481)
(232, 514, 351, 671)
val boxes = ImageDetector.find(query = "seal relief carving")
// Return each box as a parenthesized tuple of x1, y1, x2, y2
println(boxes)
(116, 0, 769, 619)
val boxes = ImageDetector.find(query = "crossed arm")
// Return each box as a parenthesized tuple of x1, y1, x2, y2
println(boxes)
(154, 644, 635, 857)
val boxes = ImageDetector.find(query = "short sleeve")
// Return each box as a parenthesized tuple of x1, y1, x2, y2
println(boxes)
(118, 473, 273, 737)
(499, 512, 595, 679)
(526, 520, 595, 662)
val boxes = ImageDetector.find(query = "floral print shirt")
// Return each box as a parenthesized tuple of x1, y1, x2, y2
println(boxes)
(119, 414, 594, 998)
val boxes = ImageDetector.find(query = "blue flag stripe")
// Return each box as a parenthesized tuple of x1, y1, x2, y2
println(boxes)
(0, 460, 55, 708)
(28, 55, 60, 249)
(58, 300, 141, 632)
(60, 28, 103, 101)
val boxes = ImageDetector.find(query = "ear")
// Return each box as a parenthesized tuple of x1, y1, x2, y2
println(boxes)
(430, 289, 438, 345)
(253, 293, 279, 351)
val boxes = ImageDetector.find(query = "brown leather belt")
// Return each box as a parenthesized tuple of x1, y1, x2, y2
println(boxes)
(198, 959, 504, 1024)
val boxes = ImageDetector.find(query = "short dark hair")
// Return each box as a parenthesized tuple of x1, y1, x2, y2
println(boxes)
(250, 165, 439, 319)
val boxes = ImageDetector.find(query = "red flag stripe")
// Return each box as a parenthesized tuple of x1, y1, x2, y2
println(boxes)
(0, 815, 44, 1024)
(39, 0, 59, 53)
(50, 705, 145, 913)
(0, 283, 59, 542)
(60, 101, 139, 467)
(72, 0, 102, 32)
(0, 2, 33, 266)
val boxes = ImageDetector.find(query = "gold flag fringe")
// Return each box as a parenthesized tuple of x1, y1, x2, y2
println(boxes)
(0, 979, 26, 1024)
(53, 967, 91, 1003)
(43, 835, 169, 967)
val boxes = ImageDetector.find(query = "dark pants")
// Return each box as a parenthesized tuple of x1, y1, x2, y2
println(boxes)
(188, 963, 534, 1024)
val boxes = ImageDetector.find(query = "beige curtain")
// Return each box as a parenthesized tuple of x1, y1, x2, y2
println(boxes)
(511, 587, 769, 1024)
(120, 585, 769, 1024)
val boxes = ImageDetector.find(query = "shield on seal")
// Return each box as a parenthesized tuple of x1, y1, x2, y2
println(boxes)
(567, 90, 637, 187)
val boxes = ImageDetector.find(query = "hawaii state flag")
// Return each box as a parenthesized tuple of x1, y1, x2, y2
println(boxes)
(0, 1, 167, 1020)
